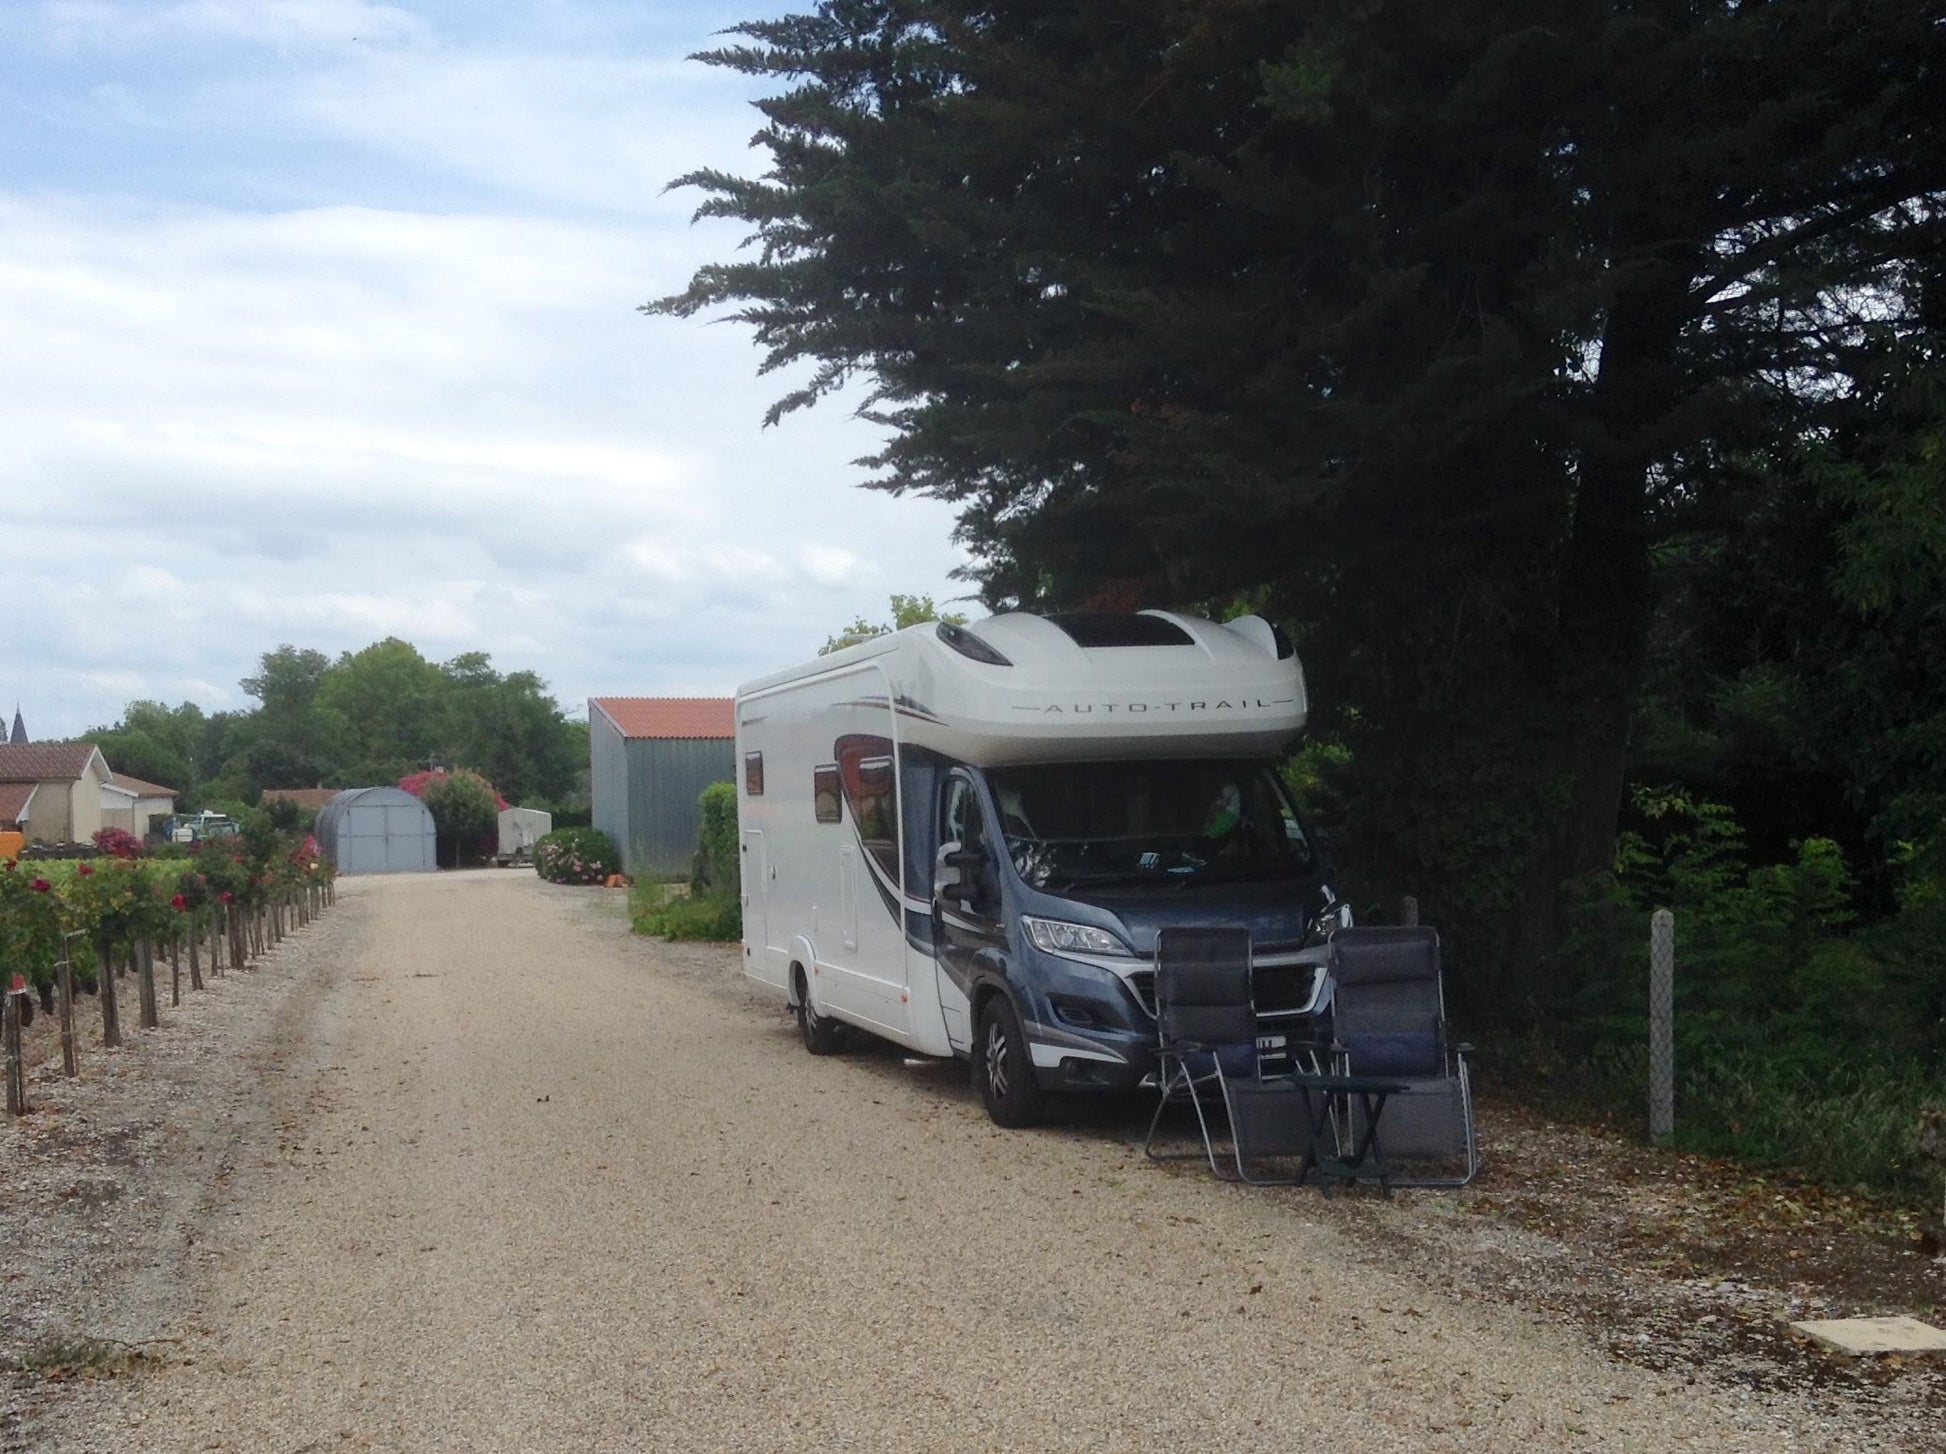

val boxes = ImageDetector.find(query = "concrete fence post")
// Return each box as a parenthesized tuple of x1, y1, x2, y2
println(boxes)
(1649, 907, 1675, 1146)
(1399, 895, 1419, 927)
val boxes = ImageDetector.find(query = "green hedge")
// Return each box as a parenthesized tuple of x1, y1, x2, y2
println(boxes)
(692, 781, 740, 900)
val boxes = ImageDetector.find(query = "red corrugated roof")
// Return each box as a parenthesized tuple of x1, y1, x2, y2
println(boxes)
(105, 772, 179, 798)
(0, 782, 35, 824)
(0, 742, 102, 782)
(591, 696, 736, 740)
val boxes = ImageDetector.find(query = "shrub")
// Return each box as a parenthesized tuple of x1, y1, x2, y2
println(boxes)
(0, 861, 64, 991)
(691, 781, 740, 899)
(534, 827, 619, 885)
(414, 770, 499, 867)
(91, 827, 144, 859)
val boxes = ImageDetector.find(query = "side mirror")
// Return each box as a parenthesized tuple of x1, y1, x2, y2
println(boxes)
(934, 841, 981, 903)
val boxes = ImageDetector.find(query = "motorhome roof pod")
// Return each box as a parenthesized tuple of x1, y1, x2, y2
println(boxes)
(736, 609, 1308, 767)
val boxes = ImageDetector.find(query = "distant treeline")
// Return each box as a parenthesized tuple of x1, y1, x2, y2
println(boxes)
(73, 640, 587, 812)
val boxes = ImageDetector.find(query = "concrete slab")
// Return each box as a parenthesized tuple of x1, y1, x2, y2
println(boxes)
(1790, 1315, 1946, 1356)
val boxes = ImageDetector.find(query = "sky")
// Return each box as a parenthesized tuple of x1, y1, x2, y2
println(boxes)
(0, 0, 968, 739)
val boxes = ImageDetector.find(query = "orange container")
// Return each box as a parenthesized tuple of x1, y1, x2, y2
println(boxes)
(0, 830, 24, 862)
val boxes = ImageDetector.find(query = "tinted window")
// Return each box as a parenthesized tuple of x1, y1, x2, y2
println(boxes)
(813, 765, 841, 824)
(1045, 613, 1195, 648)
(744, 752, 764, 796)
(987, 759, 1315, 890)
(835, 733, 899, 880)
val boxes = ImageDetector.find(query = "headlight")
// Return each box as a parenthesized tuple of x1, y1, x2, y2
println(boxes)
(1022, 916, 1132, 957)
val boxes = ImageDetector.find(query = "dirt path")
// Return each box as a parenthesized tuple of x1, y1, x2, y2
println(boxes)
(16, 872, 1933, 1451)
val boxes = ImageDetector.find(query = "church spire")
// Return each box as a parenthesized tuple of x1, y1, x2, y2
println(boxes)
(9, 706, 25, 745)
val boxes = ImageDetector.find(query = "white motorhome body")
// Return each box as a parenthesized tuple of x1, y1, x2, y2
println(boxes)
(736, 611, 1333, 1118)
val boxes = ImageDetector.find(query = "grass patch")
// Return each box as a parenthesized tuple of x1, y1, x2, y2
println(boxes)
(631, 880, 741, 941)
(11, 1334, 167, 1378)
(1671, 1050, 1946, 1195)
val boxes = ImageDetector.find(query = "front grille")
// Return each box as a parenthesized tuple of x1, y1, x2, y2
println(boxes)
(1124, 950, 1317, 1022)
(1253, 962, 1319, 1015)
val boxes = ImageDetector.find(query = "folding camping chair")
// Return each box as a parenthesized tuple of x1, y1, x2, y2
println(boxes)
(1324, 926, 1479, 1186)
(1141, 927, 1318, 1185)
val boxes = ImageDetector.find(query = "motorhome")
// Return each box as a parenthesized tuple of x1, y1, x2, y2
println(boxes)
(734, 610, 1350, 1126)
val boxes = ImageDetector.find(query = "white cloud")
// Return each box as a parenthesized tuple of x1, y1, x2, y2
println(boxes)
(39, 0, 428, 52)
(0, 192, 966, 736)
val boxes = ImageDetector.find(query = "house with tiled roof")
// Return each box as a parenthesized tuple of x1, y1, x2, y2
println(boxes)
(589, 696, 736, 878)
(101, 772, 180, 839)
(0, 742, 113, 844)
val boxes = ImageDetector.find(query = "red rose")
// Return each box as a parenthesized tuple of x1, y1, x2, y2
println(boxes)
(219, 890, 234, 903)
(77, 862, 94, 876)
(170, 894, 187, 911)
(31, 878, 51, 892)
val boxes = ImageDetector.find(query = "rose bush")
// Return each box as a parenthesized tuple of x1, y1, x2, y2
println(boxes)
(533, 827, 619, 885)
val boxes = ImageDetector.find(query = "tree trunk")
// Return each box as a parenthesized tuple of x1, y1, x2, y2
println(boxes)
(1501, 258, 1696, 1009)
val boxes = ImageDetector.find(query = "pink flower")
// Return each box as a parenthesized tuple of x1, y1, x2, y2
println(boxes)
(219, 890, 234, 904)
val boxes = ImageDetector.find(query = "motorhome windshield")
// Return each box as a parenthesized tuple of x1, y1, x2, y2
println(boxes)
(987, 759, 1315, 890)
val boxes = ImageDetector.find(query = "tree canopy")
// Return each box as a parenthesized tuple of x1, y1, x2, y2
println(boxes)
(820, 592, 968, 654)
(653, 0, 1946, 1014)
(78, 640, 585, 813)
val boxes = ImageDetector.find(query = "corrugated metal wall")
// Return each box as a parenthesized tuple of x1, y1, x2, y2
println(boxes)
(590, 709, 631, 868)
(589, 707, 735, 879)
(622, 737, 736, 878)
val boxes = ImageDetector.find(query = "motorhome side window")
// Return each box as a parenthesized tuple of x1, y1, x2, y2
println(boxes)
(834, 734, 900, 878)
(744, 752, 764, 796)
(812, 765, 841, 824)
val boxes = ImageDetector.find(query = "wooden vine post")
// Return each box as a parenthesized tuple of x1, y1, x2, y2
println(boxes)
(136, 936, 160, 1031)
(98, 942, 122, 1049)
(188, 918, 203, 992)
(169, 932, 181, 1007)
(57, 933, 80, 1078)
(3, 975, 27, 1116)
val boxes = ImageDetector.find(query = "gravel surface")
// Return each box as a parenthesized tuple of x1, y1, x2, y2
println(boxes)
(3, 871, 1936, 1451)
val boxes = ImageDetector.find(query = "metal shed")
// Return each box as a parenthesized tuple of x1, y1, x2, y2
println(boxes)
(589, 697, 735, 879)
(315, 787, 438, 875)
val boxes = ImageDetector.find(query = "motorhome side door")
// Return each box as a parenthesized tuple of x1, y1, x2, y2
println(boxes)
(740, 829, 770, 957)
(933, 771, 1003, 1048)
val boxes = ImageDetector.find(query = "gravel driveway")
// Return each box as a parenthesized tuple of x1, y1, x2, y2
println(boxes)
(6, 871, 1926, 1451)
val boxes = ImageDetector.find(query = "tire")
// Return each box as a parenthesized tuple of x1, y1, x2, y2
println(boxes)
(974, 993, 1046, 1128)
(794, 969, 847, 1056)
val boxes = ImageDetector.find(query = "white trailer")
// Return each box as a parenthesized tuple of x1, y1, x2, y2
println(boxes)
(736, 610, 1347, 1125)
(496, 806, 552, 866)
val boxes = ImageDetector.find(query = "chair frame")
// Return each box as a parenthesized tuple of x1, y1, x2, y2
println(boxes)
(1141, 927, 1319, 1186)
(1323, 926, 1479, 1188)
